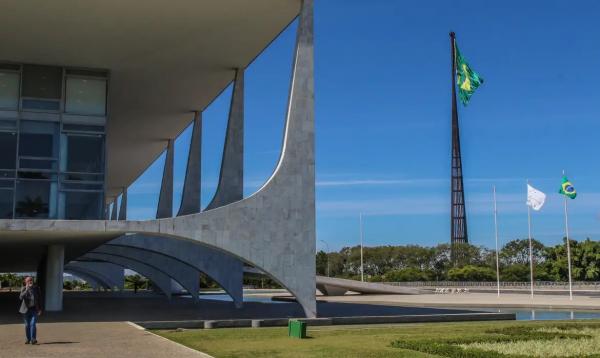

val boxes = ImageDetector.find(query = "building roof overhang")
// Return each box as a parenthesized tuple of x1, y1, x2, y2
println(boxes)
(0, 0, 300, 199)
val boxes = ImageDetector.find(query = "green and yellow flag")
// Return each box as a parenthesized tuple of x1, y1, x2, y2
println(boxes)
(559, 176, 577, 199)
(455, 43, 484, 105)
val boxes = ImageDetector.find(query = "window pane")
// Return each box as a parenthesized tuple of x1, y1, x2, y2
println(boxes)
(18, 172, 55, 180)
(0, 189, 13, 218)
(21, 99, 60, 111)
(0, 71, 20, 109)
(19, 158, 57, 170)
(64, 191, 102, 219)
(0, 119, 17, 130)
(15, 180, 51, 218)
(66, 78, 106, 115)
(19, 121, 59, 158)
(0, 180, 13, 188)
(0, 132, 17, 169)
(66, 135, 104, 173)
(22, 65, 62, 99)
(62, 124, 104, 133)
(0, 170, 15, 179)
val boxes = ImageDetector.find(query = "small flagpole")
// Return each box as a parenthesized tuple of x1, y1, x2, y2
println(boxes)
(359, 213, 364, 282)
(563, 170, 574, 300)
(526, 180, 534, 299)
(493, 185, 500, 297)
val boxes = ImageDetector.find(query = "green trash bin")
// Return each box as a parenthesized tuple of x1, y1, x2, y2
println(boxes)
(288, 320, 307, 339)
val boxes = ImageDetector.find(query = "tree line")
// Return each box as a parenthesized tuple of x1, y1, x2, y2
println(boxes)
(316, 238, 600, 282)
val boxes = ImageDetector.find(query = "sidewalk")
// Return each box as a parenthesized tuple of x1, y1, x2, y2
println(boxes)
(0, 322, 210, 358)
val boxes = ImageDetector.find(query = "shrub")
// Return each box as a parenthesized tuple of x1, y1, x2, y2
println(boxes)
(447, 265, 496, 281)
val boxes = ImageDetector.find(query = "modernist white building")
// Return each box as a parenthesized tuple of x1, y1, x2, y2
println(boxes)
(0, 0, 316, 317)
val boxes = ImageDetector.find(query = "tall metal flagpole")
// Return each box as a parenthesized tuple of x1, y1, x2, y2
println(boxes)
(563, 170, 573, 300)
(359, 213, 364, 282)
(450, 32, 468, 254)
(526, 180, 534, 299)
(493, 185, 500, 297)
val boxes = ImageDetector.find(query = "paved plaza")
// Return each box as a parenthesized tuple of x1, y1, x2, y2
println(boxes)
(0, 322, 208, 358)
(0, 291, 480, 325)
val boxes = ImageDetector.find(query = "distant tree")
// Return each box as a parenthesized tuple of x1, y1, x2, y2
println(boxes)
(500, 238, 545, 266)
(385, 268, 435, 282)
(451, 243, 489, 268)
(447, 265, 496, 281)
(500, 264, 530, 282)
(316, 251, 328, 276)
(63, 280, 74, 290)
(125, 274, 149, 293)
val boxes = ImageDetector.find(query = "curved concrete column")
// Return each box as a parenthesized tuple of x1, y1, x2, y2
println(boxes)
(66, 261, 122, 289)
(110, 197, 118, 220)
(178, 111, 202, 216)
(156, 139, 174, 219)
(65, 264, 118, 290)
(65, 268, 111, 290)
(205, 68, 244, 210)
(90, 245, 200, 301)
(109, 234, 243, 307)
(67, 260, 124, 290)
(0, 0, 316, 317)
(81, 253, 173, 299)
(118, 188, 127, 221)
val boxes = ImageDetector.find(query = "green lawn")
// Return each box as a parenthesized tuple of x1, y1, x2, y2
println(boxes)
(154, 320, 600, 358)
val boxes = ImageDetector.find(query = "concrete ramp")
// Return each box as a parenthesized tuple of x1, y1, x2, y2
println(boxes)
(316, 276, 424, 296)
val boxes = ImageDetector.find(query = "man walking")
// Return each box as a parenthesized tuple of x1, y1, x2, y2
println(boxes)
(19, 276, 42, 345)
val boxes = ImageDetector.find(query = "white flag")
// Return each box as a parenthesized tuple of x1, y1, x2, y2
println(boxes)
(527, 184, 546, 211)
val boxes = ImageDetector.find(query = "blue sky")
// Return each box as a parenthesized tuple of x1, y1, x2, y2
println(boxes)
(125, 0, 600, 252)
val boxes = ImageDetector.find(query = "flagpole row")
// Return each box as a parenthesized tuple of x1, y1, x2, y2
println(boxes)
(564, 195, 573, 300)
(526, 180, 534, 300)
(527, 205, 534, 299)
(493, 185, 500, 297)
(359, 213, 364, 283)
(561, 169, 574, 301)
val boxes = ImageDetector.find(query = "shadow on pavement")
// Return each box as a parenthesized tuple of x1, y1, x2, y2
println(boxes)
(0, 291, 477, 324)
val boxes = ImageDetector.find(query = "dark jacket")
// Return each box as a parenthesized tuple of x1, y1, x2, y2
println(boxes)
(19, 285, 41, 314)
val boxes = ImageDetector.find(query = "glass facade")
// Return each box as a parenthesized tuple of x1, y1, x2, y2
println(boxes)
(65, 77, 107, 115)
(0, 64, 108, 220)
(0, 71, 20, 109)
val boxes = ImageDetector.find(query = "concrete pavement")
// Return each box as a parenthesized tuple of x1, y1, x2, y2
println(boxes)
(318, 292, 600, 310)
(0, 322, 210, 358)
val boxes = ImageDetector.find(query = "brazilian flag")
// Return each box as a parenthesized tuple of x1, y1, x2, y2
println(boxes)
(559, 176, 577, 199)
(455, 43, 484, 105)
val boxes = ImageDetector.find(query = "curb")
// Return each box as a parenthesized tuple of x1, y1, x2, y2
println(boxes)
(134, 312, 516, 330)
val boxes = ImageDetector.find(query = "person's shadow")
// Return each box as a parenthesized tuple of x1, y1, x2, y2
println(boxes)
(39, 341, 79, 345)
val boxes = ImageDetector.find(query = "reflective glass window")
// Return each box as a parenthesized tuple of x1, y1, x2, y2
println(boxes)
(64, 191, 102, 220)
(66, 135, 104, 173)
(19, 121, 59, 158)
(0, 188, 13, 219)
(22, 65, 62, 99)
(0, 132, 17, 169)
(0, 71, 20, 109)
(65, 77, 106, 115)
(15, 180, 51, 218)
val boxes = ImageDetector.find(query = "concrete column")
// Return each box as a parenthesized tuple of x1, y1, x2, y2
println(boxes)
(178, 112, 202, 216)
(110, 197, 118, 220)
(205, 68, 244, 210)
(45, 244, 64, 311)
(118, 188, 127, 220)
(156, 139, 174, 218)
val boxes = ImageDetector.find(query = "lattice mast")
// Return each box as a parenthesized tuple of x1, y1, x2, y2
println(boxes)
(450, 32, 468, 246)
